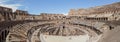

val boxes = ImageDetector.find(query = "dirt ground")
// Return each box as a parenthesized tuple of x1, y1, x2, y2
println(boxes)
(98, 20, 120, 42)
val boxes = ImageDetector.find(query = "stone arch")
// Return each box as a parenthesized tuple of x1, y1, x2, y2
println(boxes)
(0, 29, 9, 42)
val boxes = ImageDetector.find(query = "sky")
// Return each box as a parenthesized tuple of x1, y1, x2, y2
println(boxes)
(0, 0, 120, 15)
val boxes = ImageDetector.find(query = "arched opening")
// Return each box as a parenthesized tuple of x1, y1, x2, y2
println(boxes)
(0, 30, 9, 42)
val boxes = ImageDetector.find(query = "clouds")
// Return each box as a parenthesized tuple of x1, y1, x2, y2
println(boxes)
(0, 0, 9, 3)
(0, 0, 22, 12)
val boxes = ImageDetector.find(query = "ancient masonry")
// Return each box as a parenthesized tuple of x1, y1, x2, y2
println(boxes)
(0, 2, 120, 42)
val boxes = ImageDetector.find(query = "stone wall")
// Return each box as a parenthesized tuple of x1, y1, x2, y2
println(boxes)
(68, 2, 120, 21)
(40, 13, 65, 20)
(1, 2, 120, 21)
(0, 6, 35, 21)
(69, 4, 120, 16)
(0, 6, 14, 21)
(0, 6, 67, 21)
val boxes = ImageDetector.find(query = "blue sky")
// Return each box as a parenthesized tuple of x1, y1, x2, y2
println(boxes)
(0, 0, 120, 15)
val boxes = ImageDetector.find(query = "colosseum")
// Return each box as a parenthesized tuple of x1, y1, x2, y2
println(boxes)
(0, 2, 120, 42)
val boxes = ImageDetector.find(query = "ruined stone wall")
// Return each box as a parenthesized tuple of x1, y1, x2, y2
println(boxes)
(40, 13, 65, 20)
(0, 6, 14, 21)
(13, 10, 30, 20)
(69, 3, 120, 16)
(0, 6, 36, 21)
(69, 8, 120, 17)
(0, 6, 67, 21)
(68, 2, 120, 21)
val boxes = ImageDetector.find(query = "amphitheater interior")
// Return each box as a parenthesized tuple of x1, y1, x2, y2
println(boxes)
(0, 2, 120, 42)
